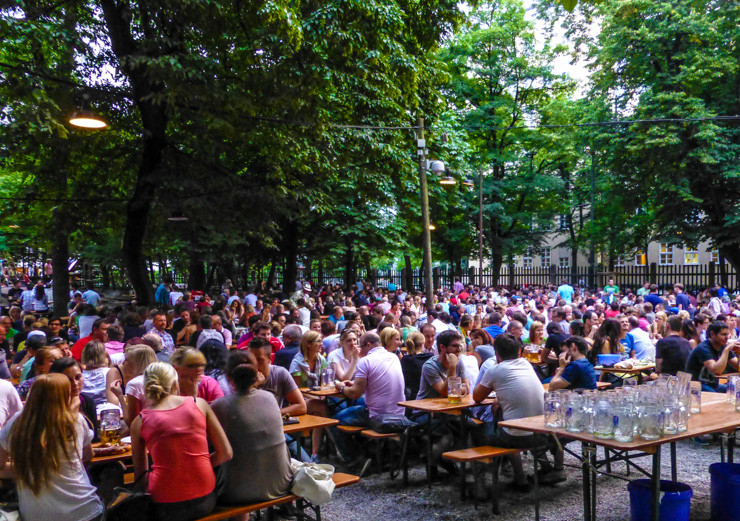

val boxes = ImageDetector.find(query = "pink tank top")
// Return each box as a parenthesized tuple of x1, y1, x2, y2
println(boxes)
(140, 398, 215, 503)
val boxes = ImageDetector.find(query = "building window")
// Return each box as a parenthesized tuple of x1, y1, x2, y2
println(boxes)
(540, 247, 551, 267)
(635, 250, 647, 266)
(711, 250, 724, 264)
(684, 247, 699, 265)
(615, 256, 625, 267)
(659, 243, 673, 266)
(559, 256, 570, 269)
(522, 248, 533, 269)
(558, 214, 568, 231)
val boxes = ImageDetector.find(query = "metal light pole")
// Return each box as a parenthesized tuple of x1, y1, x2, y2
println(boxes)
(417, 117, 434, 308)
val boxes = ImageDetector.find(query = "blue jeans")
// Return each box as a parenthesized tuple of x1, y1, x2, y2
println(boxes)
(332, 405, 369, 459)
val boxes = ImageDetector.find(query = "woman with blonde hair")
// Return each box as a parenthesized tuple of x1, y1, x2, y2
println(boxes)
(328, 328, 360, 381)
(131, 362, 232, 521)
(379, 326, 402, 356)
(652, 311, 668, 340)
(289, 330, 329, 462)
(109, 345, 158, 426)
(171, 347, 224, 404)
(0, 373, 104, 521)
(400, 331, 433, 399)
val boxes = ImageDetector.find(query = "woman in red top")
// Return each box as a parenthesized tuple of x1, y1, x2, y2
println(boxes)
(130, 362, 232, 521)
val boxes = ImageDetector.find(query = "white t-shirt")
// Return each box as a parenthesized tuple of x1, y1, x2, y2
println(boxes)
(0, 380, 22, 429)
(82, 367, 110, 408)
(0, 412, 103, 521)
(479, 358, 544, 436)
(327, 348, 350, 376)
(460, 354, 479, 387)
(125, 374, 146, 402)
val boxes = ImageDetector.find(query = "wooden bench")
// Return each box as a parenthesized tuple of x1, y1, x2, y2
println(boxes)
(443, 446, 523, 514)
(195, 472, 360, 521)
(337, 425, 364, 434)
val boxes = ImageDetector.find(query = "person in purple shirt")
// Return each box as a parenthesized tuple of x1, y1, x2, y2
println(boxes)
(483, 311, 504, 339)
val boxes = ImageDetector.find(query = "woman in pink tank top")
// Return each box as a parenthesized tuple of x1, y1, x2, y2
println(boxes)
(130, 362, 232, 521)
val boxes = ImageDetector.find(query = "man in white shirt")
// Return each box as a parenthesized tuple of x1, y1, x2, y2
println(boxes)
(627, 316, 655, 360)
(297, 298, 311, 327)
(474, 333, 562, 487)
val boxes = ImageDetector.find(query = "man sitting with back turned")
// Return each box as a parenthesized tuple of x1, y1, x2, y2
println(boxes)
(473, 333, 562, 489)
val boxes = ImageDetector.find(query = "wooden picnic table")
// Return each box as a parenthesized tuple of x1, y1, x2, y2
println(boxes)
(90, 443, 132, 465)
(594, 363, 655, 384)
(283, 414, 338, 436)
(300, 386, 342, 398)
(499, 392, 740, 521)
(399, 395, 494, 486)
(398, 395, 493, 413)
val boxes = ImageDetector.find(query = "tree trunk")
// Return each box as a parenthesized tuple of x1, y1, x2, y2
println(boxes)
(404, 255, 413, 290)
(50, 209, 70, 316)
(283, 221, 299, 295)
(267, 259, 277, 289)
(101, 264, 111, 290)
(343, 238, 354, 291)
(489, 224, 504, 288)
(719, 245, 740, 285)
(188, 256, 205, 290)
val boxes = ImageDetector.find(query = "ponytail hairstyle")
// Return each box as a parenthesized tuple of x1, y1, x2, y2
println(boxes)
(35, 284, 46, 301)
(405, 331, 425, 355)
(144, 362, 178, 403)
(10, 373, 77, 494)
(225, 350, 259, 394)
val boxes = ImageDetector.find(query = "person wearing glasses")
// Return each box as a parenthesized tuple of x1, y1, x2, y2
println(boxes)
(171, 347, 224, 404)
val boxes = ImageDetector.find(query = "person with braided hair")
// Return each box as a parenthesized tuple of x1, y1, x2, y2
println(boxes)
(130, 362, 232, 521)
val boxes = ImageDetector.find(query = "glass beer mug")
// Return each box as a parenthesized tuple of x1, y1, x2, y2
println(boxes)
(447, 376, 467, 404)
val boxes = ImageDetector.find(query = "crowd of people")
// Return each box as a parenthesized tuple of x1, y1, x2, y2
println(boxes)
(0, 274, 739, 520)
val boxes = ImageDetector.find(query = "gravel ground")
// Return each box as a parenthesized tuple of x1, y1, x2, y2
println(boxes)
(315, 436, 729, 521)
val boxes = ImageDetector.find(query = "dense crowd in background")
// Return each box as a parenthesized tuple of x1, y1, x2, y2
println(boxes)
(0, 274, 739, 521)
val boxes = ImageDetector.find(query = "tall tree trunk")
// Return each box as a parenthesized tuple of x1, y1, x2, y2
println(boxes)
(101, 264, 111, 290)
(489, 223, 504, 288)
(51, 208, 70, 316)
(404, 255, 413, 290)
(188, 254, 205, 290)
(283, 221, 299, 295)
(266, 259, 277, 289)
(343, 238, 354, 291)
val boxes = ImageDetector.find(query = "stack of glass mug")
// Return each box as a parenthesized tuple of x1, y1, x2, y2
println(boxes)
(543, 373, 725, 442)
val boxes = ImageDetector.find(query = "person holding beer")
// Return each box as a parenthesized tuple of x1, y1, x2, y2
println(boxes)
(415, 330, 469, 400)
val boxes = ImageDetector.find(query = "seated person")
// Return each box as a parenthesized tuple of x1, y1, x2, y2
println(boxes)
(685, 321, 740, 392)
(473, 333, 561, 487)
(416, 330, 469, 400)
(335, 332, 407, 427)
(400, 332, 432, 399)
(248, 337, 306, 416)
(655, 315, 693, 376)
(212, 351, 293, 503)
(548, 336, 597, 391)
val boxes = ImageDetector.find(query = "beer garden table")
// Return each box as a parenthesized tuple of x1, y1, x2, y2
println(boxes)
(499, 392, 739, 521)
(398, 395, 494, 487)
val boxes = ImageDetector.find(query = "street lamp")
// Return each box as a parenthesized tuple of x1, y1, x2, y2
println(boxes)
(69, 109, 107, 129)
(69, 94, 107, 129)
(439, 175, 456, 185)
(428, 224, 436, 230)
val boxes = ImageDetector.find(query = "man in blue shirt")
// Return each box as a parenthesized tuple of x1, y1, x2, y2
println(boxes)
(556, 279, 574, 304)
(674, 283, 691, 312)
(483, 311, 504, 339)
(644, 284, 663, 309)
(81, 285, 101, 307)
(548, 336, 597, 390)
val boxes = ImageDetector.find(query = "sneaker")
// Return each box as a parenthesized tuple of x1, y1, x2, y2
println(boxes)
(311, 454, 320, 463)
(693, 436, 710, 446)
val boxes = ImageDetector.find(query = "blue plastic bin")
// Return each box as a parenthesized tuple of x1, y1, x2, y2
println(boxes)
(710, 462, 740, 521)
(627, 479, 692, 521)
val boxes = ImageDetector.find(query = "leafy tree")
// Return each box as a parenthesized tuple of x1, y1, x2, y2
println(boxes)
(439, 0, 571, 284)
